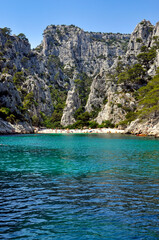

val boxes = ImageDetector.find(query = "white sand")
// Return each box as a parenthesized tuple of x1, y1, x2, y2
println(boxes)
(36, 128, 125, 134)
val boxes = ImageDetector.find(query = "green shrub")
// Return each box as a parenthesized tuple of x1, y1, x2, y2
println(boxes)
(6, 114, 16, 123)
(116, 61, 124, 75)
(118, 111, 138, 127)
(5, 40, 12, 48)
(89, 105, 101, 119)
(118, 71, 129, 83)
(54, 72, 60, 81)
(74, 106, 85, 120)
(13, 71, 25, 87)
(89, 121, 99, 128)
(137, 47, 156, 70)
(136, 38, 142, 43)
(74, 73, 93, 106)
(68, 112, 91, 129)
(2, 67, 10, 74)
(0, 107, 11, 119)
(1, 27, 11, 36)
(0, 107, 17, 123)
(118, 64, 146, 84)
(117, 103, 122, 108)
(21, 56, 29, 64)
(137, 68, 159, 119)
(47, 87, 67, 127)
(34, 44, 43, 52)
(39, 111, 63, 129)
(148, 27, 153, 33)
(51, 110, 62, 122)
(23, 92, 34, 110)
(32, 115, 39, 126)
(76, 111, 90, 121)
(153, 36, 159, 49)
(122, 107, 131, 112)
(47, 55, 63, 68)
(103, 97, 108, 105)
(17, 33, 27, 41)
(99, 120, 115, 128)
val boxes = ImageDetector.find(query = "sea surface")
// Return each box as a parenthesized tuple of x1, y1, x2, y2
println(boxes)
(0, 133, 159, 240)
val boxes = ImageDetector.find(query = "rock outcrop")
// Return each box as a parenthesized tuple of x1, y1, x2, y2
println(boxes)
(0, 118, 33, 134)
(0, 20, 159, 135)
(61, 86, 81, 126)
(125, 117, 159, 137)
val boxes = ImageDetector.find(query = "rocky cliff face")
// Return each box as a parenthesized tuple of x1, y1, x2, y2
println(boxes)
(42, 25, 129, 75)
(0, 20, 159, 135)
(38, 25, 130, 126)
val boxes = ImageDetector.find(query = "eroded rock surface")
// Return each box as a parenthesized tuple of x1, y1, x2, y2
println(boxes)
(0, 20, 159, 135)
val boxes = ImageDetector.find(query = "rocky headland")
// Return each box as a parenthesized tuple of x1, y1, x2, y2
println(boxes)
(0, 20, 159, 136)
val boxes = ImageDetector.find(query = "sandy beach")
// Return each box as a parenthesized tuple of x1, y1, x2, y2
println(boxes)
(36, 128, 125, 134)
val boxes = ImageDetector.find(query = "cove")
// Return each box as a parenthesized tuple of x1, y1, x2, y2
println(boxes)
(0, 134, 159, 239)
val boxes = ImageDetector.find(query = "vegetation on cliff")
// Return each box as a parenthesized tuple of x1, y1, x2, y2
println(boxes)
(0, 21, 159, 132)
(138, 68, 159, 118)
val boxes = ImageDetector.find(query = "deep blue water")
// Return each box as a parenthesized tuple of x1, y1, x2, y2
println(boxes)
(0, 133, 159, 240)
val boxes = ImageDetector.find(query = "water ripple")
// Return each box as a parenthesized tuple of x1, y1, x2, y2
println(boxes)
(0, 134, 159, 239)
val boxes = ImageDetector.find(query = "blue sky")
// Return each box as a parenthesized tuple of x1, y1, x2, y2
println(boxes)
(1, 0, 159, 48)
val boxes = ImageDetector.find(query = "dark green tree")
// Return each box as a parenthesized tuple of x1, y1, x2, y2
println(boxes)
(17, 33, 27, 41)
(137, 47, 156, 70)
(137, 68, 159, 118)
(118, 64, 146, 84)
(13, 71, 25, 87)
(1, 27, 11, 36)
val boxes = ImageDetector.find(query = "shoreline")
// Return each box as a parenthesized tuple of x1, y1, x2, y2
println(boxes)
(36, 128, 125, 134)
(35, 127, 159, 138)
(0, 119, 158, 137)
(0, 129, 158, 138)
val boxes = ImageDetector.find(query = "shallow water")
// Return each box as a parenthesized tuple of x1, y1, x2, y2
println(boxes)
(0, 134, 159, 239)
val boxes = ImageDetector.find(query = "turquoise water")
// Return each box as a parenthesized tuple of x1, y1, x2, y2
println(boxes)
(0, 133, 159, 240)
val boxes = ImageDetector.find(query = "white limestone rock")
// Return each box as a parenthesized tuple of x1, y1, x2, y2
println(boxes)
(61, 86, 81, 126)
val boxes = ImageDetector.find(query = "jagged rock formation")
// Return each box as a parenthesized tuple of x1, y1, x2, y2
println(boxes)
(126, 20, 154, 56)
(0, 118, 33, 134)
(61, 86, 81, 126)
(39, 25, 130, 126)
(85, 72, 136, 125)
(125, 117, 159, 137)
(42, 25, 129, 74)
(0, 20, 159, 135)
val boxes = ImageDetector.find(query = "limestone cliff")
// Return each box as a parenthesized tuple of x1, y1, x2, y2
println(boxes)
(0, 20, 159, 135)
